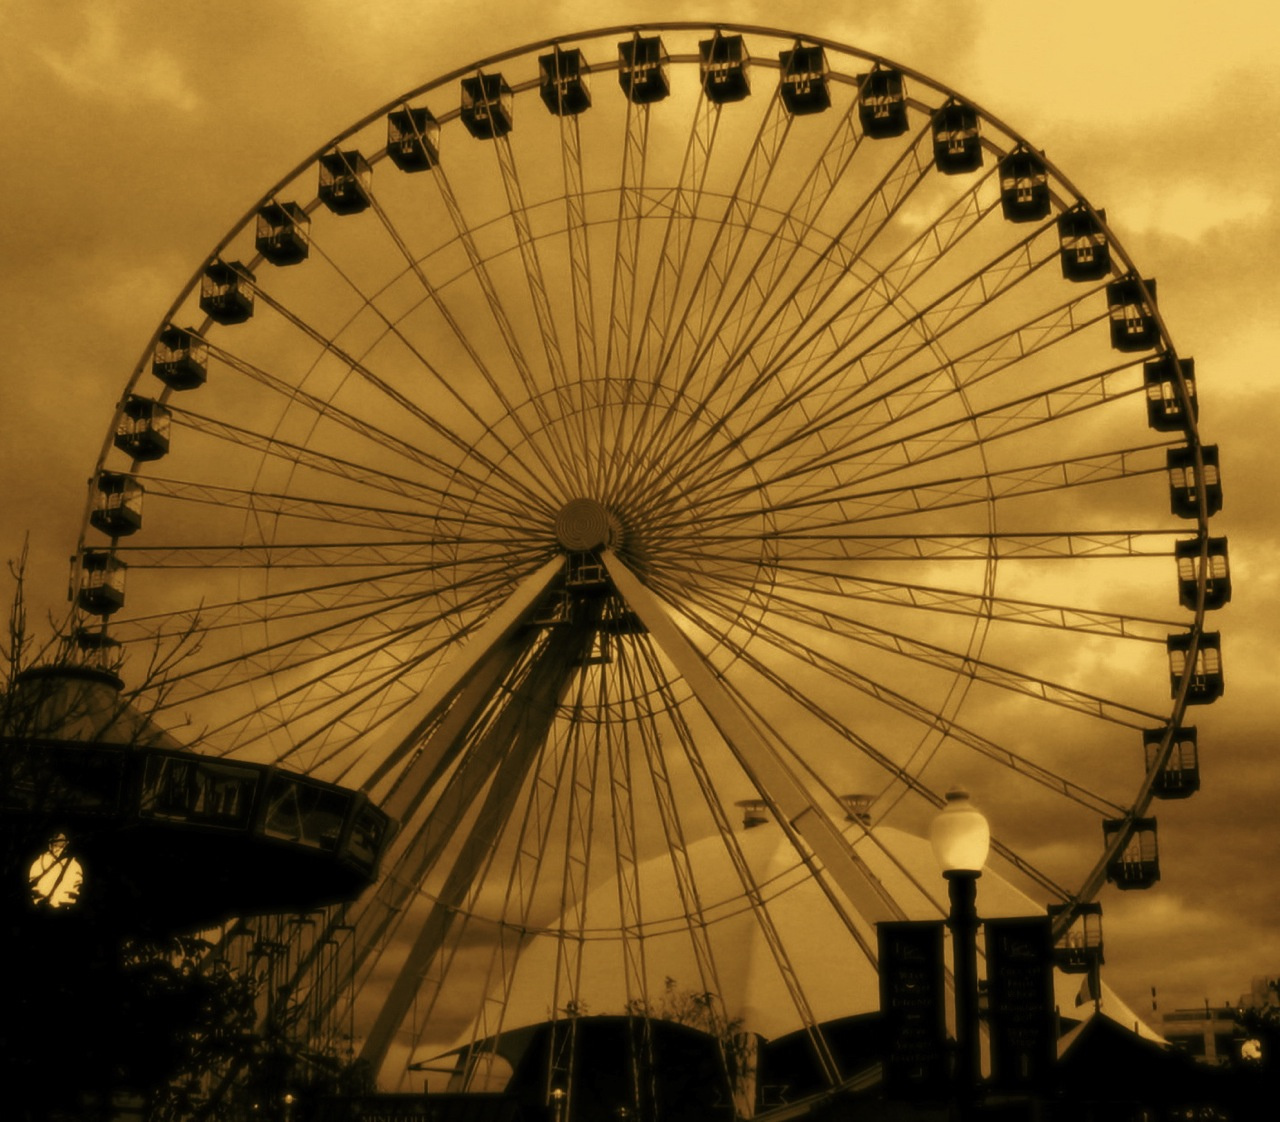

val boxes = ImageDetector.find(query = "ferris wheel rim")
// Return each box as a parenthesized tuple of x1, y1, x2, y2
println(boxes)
(72, 23, 1222, 1091)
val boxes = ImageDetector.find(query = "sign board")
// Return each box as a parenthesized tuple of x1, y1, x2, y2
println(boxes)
(984, 916, 1056, 1091)
(877, 920, 948, 1099)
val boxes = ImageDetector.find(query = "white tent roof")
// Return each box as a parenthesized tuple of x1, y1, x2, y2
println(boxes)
(423, 820, 1159, 1056)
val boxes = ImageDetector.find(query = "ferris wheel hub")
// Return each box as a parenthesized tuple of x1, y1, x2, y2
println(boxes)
(555, 498, 621, 551)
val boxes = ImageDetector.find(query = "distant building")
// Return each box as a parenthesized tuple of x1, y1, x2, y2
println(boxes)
(1161, 976, 1280, 1066)
(1162, 1004, 1238, 1065)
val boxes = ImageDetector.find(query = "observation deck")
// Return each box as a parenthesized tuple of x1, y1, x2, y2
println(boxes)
(1, 665, 394, 931)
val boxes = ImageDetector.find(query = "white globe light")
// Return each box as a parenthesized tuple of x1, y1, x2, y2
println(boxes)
(929, 788, 991, 874)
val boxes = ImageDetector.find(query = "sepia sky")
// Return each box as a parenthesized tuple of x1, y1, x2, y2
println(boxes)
(3, 0, 1279, 1031)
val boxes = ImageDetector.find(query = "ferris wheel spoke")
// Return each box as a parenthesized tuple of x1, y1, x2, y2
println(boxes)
(360, 619, 602, 1071)
(668, 575, 1126, 823)
(612, 91, 796, 502)
(110, 538, 551, 570)
(485, 131, 596, 494)
(603, 97, 649, 384)
(557, 113, 599, 386)
(629, 630, 850, 1079)
(456, 708, 588, 1082)
(295, 220, 562, 507)
(653, 97, 860, 412)
(165, 402, 539, 531)
(243, 276, 535, 498)
(339, 163, 572, 497)
(635, 217, 1062, 524)
(756, 300, 1116, 480)
(710, 632, 1075, 903)
(547, 667, 607, 1041)
(661, 529, 1180, 566)
(671, 357, 1143, 524)
(616, 118, 939, 514)
(617, 639, 736, 1034)
(659, 565, 1162, 729)
(146, 564, 522, 728)
(106, 547, 540, 648)
(602, 89, 728, 502)
(315, 643, 556, 1017)
(681, 284, 1109, 507)
(647, 96, 794, 395)
(627, 89, 725, 388)
(604, 550, 908, 932)
(603, 637, 659, 1020)
(426, 167, 580, 497)
(137, 473, 529, 539)
(675, 96, 864, 388)
(759, 558, 1182, 641)
(200, 338, 544, 519)
(694, 166, 1004, 441)
(661, 442, 1173, 538)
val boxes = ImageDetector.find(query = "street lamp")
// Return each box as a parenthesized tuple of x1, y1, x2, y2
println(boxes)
(929, 788, 990, 1113)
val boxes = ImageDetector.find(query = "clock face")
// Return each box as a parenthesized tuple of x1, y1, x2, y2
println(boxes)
(28, 832, 83, 909)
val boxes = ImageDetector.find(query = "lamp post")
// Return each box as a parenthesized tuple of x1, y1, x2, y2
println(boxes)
(929, 788, 990, 1116)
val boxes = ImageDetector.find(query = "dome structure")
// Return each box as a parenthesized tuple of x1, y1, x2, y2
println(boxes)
(4, 664, 181, 748)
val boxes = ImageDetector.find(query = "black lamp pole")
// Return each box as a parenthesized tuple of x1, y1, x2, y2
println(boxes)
(931, 788, 990, 1118)
(946, 868, 982, 1116)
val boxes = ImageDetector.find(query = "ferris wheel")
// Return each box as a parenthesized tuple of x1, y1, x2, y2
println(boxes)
(73, 22, 1226, 1103)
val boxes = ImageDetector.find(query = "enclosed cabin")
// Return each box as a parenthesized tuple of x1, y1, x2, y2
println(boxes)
(1057, 205, 1110, 281)
(1144, 355, 1197, 432)
(1143, 726, 1200, 799)
(932, 101, 982, 174)
(779, 44, 830, 116)
(318, 150, 372, 214)
(998, 148, 1050, 222)
(1047, 902, 1103, 973)
(386, 106, 440, 172)
(1103, 817, 1159, 890)
(77, 550, 127, 616)
(114, 395, 171, 462)
(1166, 630, 1223, 704)
(73, 626, 120, 655)
(1174, 536, 1231, 610)
(152, 325, 207, 390)
(736, 798, 770, 829)
(199, 260, 255, 325)
(539, 47, 591, 116)
(699, 32, 750, 104)
(254, 201, 310, 266)
(461, 73, 513, 139)
(1106, 276, 1159, 352)
(857, 68, 908, 138)
(840, 792, 874, 826)
(618, 34, 670, 104)
(89, 472, 143, 537)
(1166, 444, 1222, 518)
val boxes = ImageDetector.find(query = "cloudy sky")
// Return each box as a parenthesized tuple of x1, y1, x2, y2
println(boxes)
(4, 0, 1279, 1041)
